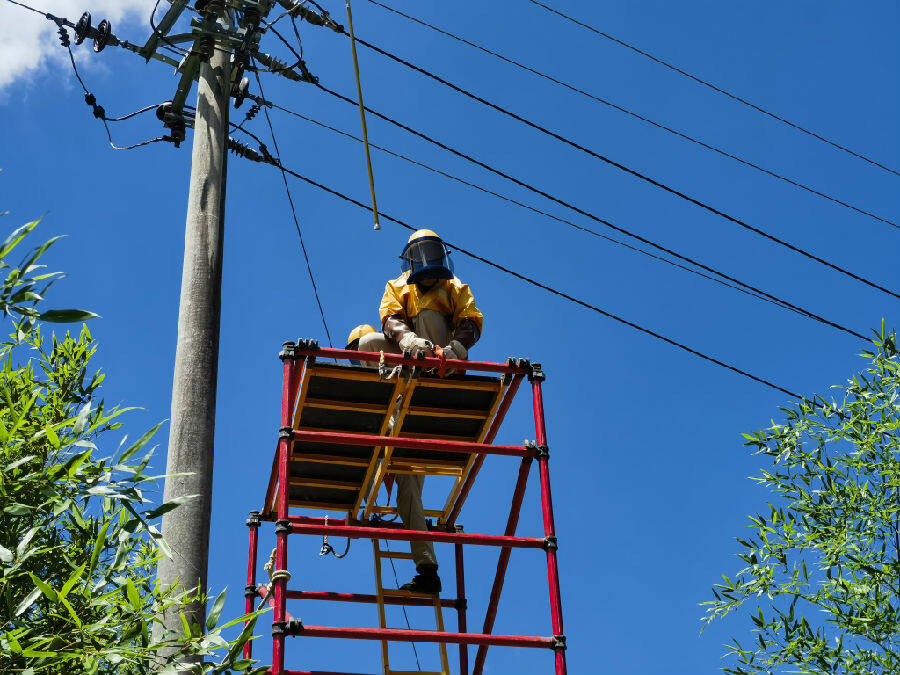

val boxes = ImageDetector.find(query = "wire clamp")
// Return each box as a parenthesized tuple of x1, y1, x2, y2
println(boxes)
(528, 362, 546, 383)
(246, 510, 261, 528)
(543, 535, 558, 552)
(551, 634, 567, 651)
(274, 519, 292, 535)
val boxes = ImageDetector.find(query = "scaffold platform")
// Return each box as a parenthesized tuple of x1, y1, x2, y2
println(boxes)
(242, 340, 567, 675)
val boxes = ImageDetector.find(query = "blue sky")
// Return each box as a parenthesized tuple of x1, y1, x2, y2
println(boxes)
(2, 0, 899, 672)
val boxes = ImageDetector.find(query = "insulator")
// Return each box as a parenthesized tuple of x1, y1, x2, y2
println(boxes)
(227, 138, 263, 162)
(265, 55, 303, 82)
(244, 103, 260, 123)
(233, 76, 250, 108)
(93, 19, 111, 53)
(84, 92, 96, 107)
(57, 26, 71, 48)
(74, 11, 91, 46)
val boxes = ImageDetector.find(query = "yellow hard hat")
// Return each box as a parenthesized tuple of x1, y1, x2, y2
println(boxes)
(346, 324, 376, 349)
(407, 228, 440, 244)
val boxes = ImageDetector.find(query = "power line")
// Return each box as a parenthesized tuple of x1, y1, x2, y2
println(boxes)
(270, 101, 868, 341)
(251, 67, 335, 348)
(528, 0, 900, 178)
(229, 146, 804, 399)
(307, 86, 875, 342)
(365, 0, 898, 232)
(342, 32, 900, 301)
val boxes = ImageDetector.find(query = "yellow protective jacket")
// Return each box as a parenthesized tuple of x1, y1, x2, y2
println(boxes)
(379, 272, 483, 336)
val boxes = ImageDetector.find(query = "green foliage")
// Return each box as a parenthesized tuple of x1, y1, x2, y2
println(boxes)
(0, 220, 267, 673)
(703, 326, 900, 674)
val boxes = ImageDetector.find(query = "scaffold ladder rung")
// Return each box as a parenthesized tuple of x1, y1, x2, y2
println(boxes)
(373, 540, 449, 675)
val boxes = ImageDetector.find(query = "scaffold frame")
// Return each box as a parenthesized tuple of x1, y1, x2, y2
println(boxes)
(242, 340, 567, 675)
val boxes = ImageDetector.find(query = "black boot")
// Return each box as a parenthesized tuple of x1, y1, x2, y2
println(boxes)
(400, 563, 442, 593)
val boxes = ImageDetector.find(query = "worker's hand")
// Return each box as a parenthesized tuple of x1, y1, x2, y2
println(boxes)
(442, 340, 468, 361)
(399, 332, 434, 356)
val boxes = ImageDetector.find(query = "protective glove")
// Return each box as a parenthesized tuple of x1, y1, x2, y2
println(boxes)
(442, 340, 468, 361)
(398, 332, 434, 356)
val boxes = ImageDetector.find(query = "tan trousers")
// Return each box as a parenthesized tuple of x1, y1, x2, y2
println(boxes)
(358, 310, 452, 568)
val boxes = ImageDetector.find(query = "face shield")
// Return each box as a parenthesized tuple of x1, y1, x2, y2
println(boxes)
(400, 236, 454, 284)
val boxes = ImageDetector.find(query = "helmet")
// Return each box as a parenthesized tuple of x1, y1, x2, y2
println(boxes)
(399, 229, 454, 284)
(346, 324, 376, 350)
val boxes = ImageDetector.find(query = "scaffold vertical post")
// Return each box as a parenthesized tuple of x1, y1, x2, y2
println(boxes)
(531, 365, 567, 675)
(243, 510, 261, 660)
(273, 343, 300, 675)
(455, 539, 469, 675)
(472, 455, 533, 675)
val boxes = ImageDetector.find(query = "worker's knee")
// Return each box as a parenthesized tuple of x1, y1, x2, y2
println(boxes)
(358, 332, 396, 354)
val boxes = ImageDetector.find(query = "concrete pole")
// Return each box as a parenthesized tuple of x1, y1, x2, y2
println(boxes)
(155, 39, 230, 651)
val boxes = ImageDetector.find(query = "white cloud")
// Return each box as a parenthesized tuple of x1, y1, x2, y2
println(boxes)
(0, 0, 154, 91)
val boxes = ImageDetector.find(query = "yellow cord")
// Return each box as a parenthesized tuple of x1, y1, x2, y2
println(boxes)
(346, 0, 380, 230)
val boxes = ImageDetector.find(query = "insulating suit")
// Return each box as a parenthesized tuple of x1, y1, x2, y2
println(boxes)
(359, 271, 483, 567)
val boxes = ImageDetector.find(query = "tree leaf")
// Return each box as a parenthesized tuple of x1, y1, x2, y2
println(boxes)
(27, 573, 58, 602)
(14, 587, 42, 616)
(0, 219, 40, 259)
(0, 543, 13, 563)
(38, 309, 99, 323)
(206, 589, 227, 630)
(119, 421, 164, 463)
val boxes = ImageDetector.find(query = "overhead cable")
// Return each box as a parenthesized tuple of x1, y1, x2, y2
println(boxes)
(528, 0, 900, 178)
(252, 68, 335, 348)
(271, 102, 867, 341)
(342, 33, 900, 301)
(230, 147, 803, 399)
(365, 0, 897, 231)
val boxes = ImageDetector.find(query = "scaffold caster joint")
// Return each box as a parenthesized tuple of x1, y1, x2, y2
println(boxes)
(271, 620, 287, 637)
(453, 524, 464, 533)
(528, 361, 546, 382)
(522, 440, 539, 461)
(278, 426, 294, 440)
(454, 597, 468, 611)
(536, 444, 550, 460)
(279, 341, 296, 360)
(246, 510, 261, 527)
(551, 634, 567, 651)
(275, 519, 292, 535)
(244, 584, 257, 598)
(543, 535, 558, 552)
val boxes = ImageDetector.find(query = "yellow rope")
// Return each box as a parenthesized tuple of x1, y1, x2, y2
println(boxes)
(346, 0, 380, 230)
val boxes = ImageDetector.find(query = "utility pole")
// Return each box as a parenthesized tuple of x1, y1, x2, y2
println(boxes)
(154, 27, 231, 647)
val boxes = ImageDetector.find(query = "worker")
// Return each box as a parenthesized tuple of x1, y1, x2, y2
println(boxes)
(345, 324, 376, 365)
(358, 229, 483, 593)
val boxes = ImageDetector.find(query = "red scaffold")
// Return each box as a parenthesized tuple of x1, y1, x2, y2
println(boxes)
(242, 341, 567, 675)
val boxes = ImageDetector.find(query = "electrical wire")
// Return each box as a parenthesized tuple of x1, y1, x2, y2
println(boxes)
(252, 67, 335, 348)
(306, 88, 871, 342)
(342, 33, 900, 301)
(63, 32, 169, 150)
(528, 0, 900, 178)
(230, 145, 804, 399)
(365, 0, 898, 231)
(270, 102, 869, 341)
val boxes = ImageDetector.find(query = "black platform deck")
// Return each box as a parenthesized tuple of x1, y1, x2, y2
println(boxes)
(280, 361, 507, 522)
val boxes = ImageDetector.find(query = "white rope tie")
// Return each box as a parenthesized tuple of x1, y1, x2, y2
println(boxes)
(256, 548, 292, 610)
